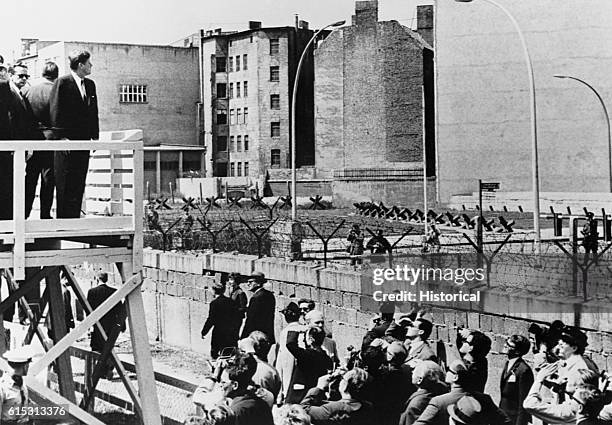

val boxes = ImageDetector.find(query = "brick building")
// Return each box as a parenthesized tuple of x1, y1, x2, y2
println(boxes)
(195, 22, 315, 180)
(18, 40, 205, 195)
(314, 1, 436, 207)
(435, 0, 612, 204)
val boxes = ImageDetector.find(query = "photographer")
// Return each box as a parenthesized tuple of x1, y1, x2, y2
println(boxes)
(523, 365, 599, 424)
(528, 321, 566, 370)
(286, 326, 333, 403)
(300, 367, 373, 424)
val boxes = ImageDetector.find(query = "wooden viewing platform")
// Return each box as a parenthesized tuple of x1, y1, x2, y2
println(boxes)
(0, 131, 162, 425)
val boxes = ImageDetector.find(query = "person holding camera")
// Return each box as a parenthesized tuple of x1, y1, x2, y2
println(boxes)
(285, 326, 333, 404)
(523, 366, 599, 424)
(300, 367, 373, 425)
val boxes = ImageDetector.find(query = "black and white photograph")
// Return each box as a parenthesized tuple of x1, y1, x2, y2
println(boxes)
(0, 0, 612, 424)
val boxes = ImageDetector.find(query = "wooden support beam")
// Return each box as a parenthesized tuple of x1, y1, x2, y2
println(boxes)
(61, 266, 143, 418)
(13, 148, 26, 280)
(0, 266, 54, 316)
(80, 325, 121, 410)
(46, 268, 77, 403)
(3, 270, 51, 351)
(118, 261, 162, 425)
(28, 272, 142, 377)
(25, 377, 106, 425)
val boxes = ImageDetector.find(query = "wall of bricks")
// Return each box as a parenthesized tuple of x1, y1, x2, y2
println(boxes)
(73, 249, 612, 379)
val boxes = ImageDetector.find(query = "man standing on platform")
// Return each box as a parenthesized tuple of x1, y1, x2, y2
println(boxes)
(49, 50, 99, 218)
(242, 272, 276, 344)
(23, 61, 58, 219)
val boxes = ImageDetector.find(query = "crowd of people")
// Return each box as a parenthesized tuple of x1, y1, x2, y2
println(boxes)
(0, 49, 99, 221)
(192, 271, 612, 425)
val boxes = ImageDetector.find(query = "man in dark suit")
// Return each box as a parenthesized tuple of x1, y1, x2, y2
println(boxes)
(500, 335, 534, 425)
(0, 62, 13, 221)
(23, 61, 58, 219)
(400, 360, 448, 425)
(405, 318, 438, 367)
(241, 272, 276, 344)
(49, 50, 99, 218)
(86, 271, 126, 378)
(201, 281, 241, 359)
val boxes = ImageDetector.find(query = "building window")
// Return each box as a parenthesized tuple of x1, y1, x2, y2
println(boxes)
(270, 94, 280, 109)
(228, 57, 234, 72)
(270, 66, 279, 82)
(237, 162, 242, 177)
(236, 82, 241, 98)
(216, 83, 227, 98)
(237, 135, 242, 152)
(230, 162, 235, 176)
(243, 107, 248, 124)
(237, 108, 242, 124)
(244, 162, 249, 176)
(236, 55, 241, 71)
(229, 82, 234, 99)
(229, 136, 235, 152)
(244, 135, 249, 151)
(119, 84, 147, 103)
(271, 122, 280, 137)
(217, 136, 227, 151)
(217, 109, 227, 125)
(243, 54, 248, 70)
(270, 39, 280, 55)
(271, 149, 281, 167)
(216, 57, 226, 73)
(243, 81, 248, 97)
(229, 109, 235, 125)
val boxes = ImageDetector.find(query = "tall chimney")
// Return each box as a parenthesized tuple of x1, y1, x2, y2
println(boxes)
(416, 5, 434, 46)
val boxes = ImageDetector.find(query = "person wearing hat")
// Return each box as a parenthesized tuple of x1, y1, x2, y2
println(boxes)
(499, 335, 534, 425)
(448, 395, 485, 425)
(0, 345, 33, 424)
(554, 327, 599, 396)
(225, 272, 248, 322)
(241, 272, 276, 345)
(275, 301, 303, 405)
(376, 341, 415, 425)
(414, 360, 510, 425)
(201, 279, 241, 359)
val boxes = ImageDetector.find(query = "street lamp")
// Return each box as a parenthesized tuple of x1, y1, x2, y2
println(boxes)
(554, 74, 612, 193)
(291, 20, 345, 220)
(455, 0, 541, 252)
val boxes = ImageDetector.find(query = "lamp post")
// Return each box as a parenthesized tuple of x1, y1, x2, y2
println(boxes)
(554, 74, 612, 193)
(291, 20, 345, 220)
(455, 0, 541, 252)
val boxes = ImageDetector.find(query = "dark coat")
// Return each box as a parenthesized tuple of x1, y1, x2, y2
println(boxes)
(0, 81, 13, 221)
(230, 287, 248, 319)
(499, 357, 534, 425)
(49, 73, 99, 218)
(86, 284, 126, 352)
(200, 294, 241, 358)
(49, 73, 98, 140)
(361, 320, 391, 352)
(230, 393, 274, 425)
(242, 288, 276, 344)
(301, 387, 373, 425)
(285, 330, 332, 403)
(406, 341, 438, 363)
(464, 354, 488, 392)
(399, 385, 448, 425)
(414, 388, 511, 425)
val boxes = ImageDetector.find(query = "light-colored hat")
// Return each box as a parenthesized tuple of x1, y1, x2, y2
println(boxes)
(3, 345, 33, 363)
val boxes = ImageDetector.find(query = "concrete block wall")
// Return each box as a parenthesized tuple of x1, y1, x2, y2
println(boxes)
(77, 250, 612, 377)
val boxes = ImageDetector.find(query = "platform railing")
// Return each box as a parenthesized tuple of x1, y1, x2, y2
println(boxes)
(0, 136, 144, 279)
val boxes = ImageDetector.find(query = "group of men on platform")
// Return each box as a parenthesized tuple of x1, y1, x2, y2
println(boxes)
(0, 50, 99, 220)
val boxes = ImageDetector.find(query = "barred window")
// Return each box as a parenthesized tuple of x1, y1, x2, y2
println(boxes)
(270, 39, 280, 55)
(119, 84, 147, 103)
(237, 135, 242, 152)
(270, 66, 279, 82)
(271, 121, 280, 137)
(243, 54, 248, 70)
(244, 135, 249, 151)
(271, 149, 281, 166)
(237, 162, 242, 176)
(230, 162, 235, 176)
(243, 81, 248, 97)
(270, 94, 280, 109)
(236, 82, 241, 98)
(244, 162, 249, 176)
